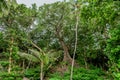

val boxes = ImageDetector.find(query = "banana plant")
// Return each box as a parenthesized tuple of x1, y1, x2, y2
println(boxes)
(18, 48, 62, 80)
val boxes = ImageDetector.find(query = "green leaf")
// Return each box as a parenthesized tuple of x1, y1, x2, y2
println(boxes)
(18, 52, 39, 62)
(29, 49, 41, 60)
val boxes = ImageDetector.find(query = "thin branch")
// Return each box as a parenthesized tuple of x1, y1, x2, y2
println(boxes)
(70, 3, 79, 80)
(30, 40, 45, 55)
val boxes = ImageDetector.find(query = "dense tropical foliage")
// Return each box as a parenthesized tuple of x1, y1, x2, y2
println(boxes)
(0, 0, 120, 80)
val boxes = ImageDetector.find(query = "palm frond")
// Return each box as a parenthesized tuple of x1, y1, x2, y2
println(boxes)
(42, 54, 49, 65)
(18, 52, 39, 62)
(47, 50, 62, 62)
(29, 49, 41, 60)
(29, 49, 50, 65)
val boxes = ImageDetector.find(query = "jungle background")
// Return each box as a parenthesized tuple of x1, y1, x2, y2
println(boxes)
(0, 0, 120, 80)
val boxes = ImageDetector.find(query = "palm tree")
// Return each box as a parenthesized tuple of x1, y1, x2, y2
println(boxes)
(18, 47, 61, 80)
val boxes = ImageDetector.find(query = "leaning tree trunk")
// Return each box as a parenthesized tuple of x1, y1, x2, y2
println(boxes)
(59, 39, 72, 64)
(55, 26, 72, 64)
(55, 13, 73, 64)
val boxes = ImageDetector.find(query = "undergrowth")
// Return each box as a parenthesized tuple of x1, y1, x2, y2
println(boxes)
(49, 67, 112, 80)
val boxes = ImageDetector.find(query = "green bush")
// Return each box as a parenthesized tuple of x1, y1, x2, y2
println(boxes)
(49, 67, 109, 80)
(24, 67, 40, 79)
(0, 71, 23, 80)
(105, 24, 120, 79)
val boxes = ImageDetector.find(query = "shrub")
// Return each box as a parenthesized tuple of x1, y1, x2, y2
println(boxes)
(49, 67, 110, 80)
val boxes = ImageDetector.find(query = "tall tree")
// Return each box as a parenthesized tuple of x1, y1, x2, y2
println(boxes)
(0, 3, 37, 73)
(36, 2, 76, 64)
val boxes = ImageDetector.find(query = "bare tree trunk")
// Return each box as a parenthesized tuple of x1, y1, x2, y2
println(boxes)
(22, 60, 25, 73)
(8, 37, 13, 73)
(53, 8, 73, 64)
(55, 26, 72, 64)
(8, 48, 12, 73)
(84, 51, 88, 69)
(70, 2, 79, 80)
(59, 40, 72, 63)
(40, 61, 44, 80)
